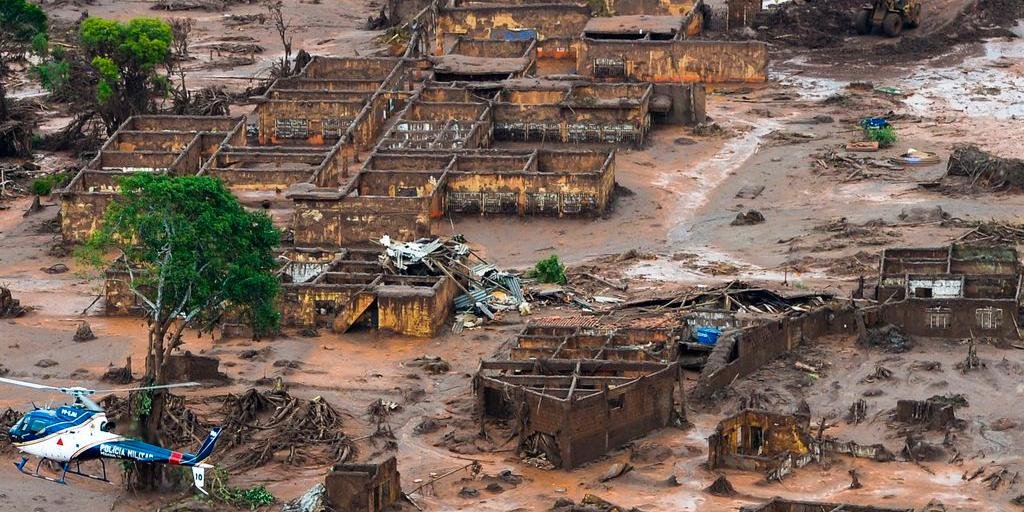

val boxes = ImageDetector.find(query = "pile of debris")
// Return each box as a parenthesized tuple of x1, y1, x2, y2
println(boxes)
(952, 220, 1024, 246)
(376, 235, 525, 326)
(0, 287, 27, 318)
(170, 86, 232, 117)
(216, 387, 355, 472)
(0, 408, 19, 451)
(946, 144, 1024, 191)
(814, 148, 906, 182)
(731, 210, 765, 226)
(551, 494, 644, 512)
(100, 386, 355, 472)
(99, 392, 208, 449)
(859, 323, 912, 353)
(622, 281, 832, 317)
(152, 0, 235, 11)
(153, 0, 217, 9)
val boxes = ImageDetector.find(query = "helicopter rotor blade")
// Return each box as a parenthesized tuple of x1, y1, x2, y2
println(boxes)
(92, 382, 201, 394)
(0, 377, 63, 391)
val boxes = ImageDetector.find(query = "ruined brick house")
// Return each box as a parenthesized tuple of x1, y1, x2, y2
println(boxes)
(475, 358, 682, 468)
(426, 0, 766, 84)
(686, 245, 1023, 399)
(707, 409, 813, 480)
(708, 408, 896, 481)
(875, 244, 1022, 339)
(59, 116, 242, 242)
(324, 457, 402, 512)
(59, 55, 418, 241)
(612, 283, 845, 395)
(277, 247, 458, 337)
(103, 255, 146, 316)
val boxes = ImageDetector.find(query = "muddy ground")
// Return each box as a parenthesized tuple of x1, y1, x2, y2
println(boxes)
(1, 0, 1023, 510)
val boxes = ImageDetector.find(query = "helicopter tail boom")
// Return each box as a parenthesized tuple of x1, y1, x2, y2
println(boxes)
(181, 427, 222, 466)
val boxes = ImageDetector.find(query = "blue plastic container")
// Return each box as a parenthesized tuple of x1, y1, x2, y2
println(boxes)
(695, 326, 721, 346)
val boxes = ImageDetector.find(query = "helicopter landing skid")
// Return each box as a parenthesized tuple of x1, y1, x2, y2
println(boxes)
(16, 456, 111, 485)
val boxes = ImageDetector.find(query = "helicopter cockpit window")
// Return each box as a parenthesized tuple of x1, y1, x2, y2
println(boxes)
(28, 419, 49, 435)
(7, 417, 47, 438)
(9, 417, 27, 435)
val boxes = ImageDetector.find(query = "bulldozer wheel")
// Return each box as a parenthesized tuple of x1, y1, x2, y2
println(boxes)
(882, 12, 903, 37)
(854, 9, 872, 35)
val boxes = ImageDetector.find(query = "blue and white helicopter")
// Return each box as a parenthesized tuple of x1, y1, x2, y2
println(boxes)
(1, 376, 222, 494)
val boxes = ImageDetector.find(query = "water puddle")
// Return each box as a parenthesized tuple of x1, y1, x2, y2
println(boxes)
(779, 25, 1024, 120)
(903, 33, 1024, 120)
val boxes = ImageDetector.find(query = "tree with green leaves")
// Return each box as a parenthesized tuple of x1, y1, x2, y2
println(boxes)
(0, 0, 46, 154)
(78, 17, 172, 133)
(79, 174, 280, 489)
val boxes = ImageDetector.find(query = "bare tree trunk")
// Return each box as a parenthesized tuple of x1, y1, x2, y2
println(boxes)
(0, 52, 9, 122)
(134, 321, 171, 491)
(267, 1, 292, 75)
(0, 79, 9, 122)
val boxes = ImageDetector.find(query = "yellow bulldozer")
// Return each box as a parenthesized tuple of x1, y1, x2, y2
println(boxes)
(854, 0, 922, 37)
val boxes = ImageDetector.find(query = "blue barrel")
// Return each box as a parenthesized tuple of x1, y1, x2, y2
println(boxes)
(695, 327, 721, 346)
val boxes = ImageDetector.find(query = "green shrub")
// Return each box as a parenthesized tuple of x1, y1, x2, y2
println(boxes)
(34, 59, 70, 97)
(29, 172, 67, 196)
(217, 483, 275, 509)
(529, 255, 567, 284)
(865, 125, 897, 148)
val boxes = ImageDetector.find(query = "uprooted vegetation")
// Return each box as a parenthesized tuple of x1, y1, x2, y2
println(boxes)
(946, 144, 1024, 191)
(101, 386, 355, 473)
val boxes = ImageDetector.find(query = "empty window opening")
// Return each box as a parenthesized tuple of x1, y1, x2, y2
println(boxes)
(927, 308, 951, 329)
(976, 307, 1003, 330)
(608, 395, 624, 410)
(747, 426, 764, 455)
